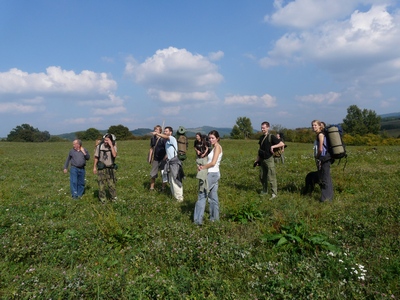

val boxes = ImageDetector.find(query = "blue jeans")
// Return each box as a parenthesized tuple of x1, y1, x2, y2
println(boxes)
(194, 172, 220, 225)
(70, 166, 86, 198)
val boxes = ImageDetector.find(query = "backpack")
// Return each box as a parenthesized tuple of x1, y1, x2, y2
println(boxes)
(176, 126, 188, 161)
(324, 124, 347, 167)
(268, 134, 282, 158)
(97, 133, 117, 169)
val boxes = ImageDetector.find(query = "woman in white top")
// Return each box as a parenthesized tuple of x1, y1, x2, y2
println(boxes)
(194, 130, 223, 225)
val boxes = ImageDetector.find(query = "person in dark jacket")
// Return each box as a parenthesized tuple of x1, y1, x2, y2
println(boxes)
(254, 122, 285, 199)
(149, 125, 167, 191)
(312, 120, 333, 202)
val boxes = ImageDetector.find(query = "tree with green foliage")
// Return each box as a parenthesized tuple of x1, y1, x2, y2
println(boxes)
(230, 117, 253, 139)
(7, 124, 50, 142)
(108, 124, 133, 140)
(342, 105, 381, 135)
(76, 128, 102, 141)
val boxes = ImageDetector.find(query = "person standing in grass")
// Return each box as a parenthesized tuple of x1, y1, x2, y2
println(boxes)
(312, 120, 334, 202)
(254, 121, 285, 200)
(63, 139, 90, 199)
(93, 134, 118, 203)
(149, 125, 167, 192)
(153, 126, 184, 202)
(194, 132, 209, 163)
(194, 130, 223, 225)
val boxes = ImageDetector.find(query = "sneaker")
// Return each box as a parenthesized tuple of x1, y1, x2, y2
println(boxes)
(270, 194, 277, 200)
(150, 188, 155, 192)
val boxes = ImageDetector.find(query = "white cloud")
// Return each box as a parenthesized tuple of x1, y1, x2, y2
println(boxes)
(148, 89, 218, 103)
(0, 101, 45, 114)
(0, 67, 125, 117)
(266, 0, 358, 29)
(224, 94, 277, 107)
(93, 106, 127, 116)
(296, 91, 341, 104)
(0, 66, 116, 95)
(125, 47, 223, 103)
(208, 51, 224, 61)
(261, 4, 400, 86)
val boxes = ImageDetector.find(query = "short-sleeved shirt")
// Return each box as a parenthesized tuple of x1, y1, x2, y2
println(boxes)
(165, 136, 178, 160)
(258, 134, 280, 160)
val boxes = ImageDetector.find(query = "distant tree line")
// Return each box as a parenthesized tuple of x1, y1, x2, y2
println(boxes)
(3, 105, 398, 143)
(229, 105, 399, 144)
(5, 124, 136, 142)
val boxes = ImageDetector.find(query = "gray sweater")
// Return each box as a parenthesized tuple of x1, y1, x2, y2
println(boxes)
(64, 148, 90, 169)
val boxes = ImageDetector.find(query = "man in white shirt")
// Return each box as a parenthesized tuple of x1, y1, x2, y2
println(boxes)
(153, 126, 184, 202)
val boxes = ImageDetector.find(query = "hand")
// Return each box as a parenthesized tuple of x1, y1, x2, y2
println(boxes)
(63, 169, 68, 173)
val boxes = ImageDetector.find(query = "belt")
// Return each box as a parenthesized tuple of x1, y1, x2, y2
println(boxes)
(72, 165, 85, 169)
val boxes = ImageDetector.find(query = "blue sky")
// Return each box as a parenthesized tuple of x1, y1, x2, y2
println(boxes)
(1, 0, 400, 137)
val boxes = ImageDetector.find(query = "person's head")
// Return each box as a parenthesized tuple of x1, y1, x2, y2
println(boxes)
(311, 120, 324, 133)
(276, 133, 280, 139)
(195, 132, 202, 141)
(208, 130, 220, 145)
(261, 121, 270, 134)
(154, 125, 162, 134)
(164, 126, 173, 136)
(73, 139, 82, 150)
(103, 133, 115, 146)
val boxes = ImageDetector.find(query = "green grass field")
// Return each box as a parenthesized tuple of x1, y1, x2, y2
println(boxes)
(0, 140, 399, 299)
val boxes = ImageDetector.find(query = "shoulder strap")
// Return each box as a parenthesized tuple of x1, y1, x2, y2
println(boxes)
(98, 142, 115, 163)
(170, 143, 178, 156)
(260, 134, 268, 148)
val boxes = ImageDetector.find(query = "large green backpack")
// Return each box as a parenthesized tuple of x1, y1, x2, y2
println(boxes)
(176, 126, 188, 161)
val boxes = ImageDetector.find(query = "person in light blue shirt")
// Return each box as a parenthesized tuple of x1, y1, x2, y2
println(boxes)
(153, 126, 184, 202)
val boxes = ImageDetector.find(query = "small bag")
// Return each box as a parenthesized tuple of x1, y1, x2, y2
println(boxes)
(97, 161, 106, 170)
(273, 148, 282, 158)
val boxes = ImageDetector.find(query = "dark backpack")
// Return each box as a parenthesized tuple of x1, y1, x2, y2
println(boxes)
(324, 124, 347, 167)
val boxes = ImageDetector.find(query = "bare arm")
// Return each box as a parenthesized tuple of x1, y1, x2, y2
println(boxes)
(316, 133, 324, 158)
(198, 144, 221, 170)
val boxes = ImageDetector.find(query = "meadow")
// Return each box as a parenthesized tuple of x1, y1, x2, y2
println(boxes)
(0, 140, 399, 299)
